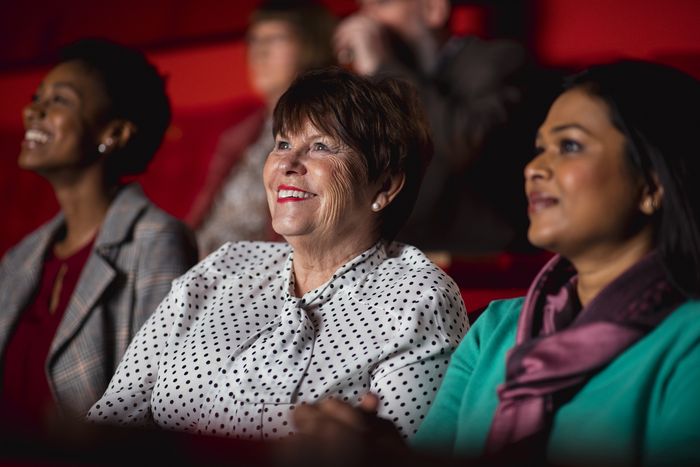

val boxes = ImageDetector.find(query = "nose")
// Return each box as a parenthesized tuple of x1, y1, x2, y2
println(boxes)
(278, 148, 307, 176)
(524, 151, 551, 183)
(23, 99, 45, 125)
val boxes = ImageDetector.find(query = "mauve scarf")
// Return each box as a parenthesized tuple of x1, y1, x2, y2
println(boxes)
(485, 251, 684, 458)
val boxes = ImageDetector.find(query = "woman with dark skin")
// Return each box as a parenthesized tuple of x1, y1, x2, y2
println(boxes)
(285, 60, 700, 467)
(0, 39, 197, 425)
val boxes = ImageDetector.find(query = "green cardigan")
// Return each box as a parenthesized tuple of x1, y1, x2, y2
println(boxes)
(413, 297, 700, 466)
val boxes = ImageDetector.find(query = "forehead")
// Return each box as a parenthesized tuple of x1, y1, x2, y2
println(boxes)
(41, 61, 107, 97)
(249, 19, 297, 38)
(277, 119, 328, 138)
(540, 88, 614, 135)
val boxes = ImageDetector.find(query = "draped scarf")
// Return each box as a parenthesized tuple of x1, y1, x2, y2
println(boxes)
(485, 251, 684, 458)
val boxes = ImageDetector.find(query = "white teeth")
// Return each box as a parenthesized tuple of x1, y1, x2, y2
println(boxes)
(25, 129, 49, 144)
(278, 189, 313, 199)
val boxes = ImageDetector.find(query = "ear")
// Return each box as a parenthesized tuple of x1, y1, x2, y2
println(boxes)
(422, 0, 450, 29)
(97, 119, 136, 155)
(371, 172, 406, 212)
(639, 173, 664, 216)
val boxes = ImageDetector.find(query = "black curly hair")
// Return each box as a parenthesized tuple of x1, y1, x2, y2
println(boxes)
(59, 38, 171, 178)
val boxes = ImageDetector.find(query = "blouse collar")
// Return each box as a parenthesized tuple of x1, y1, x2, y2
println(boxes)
(283, 241, 388, 308)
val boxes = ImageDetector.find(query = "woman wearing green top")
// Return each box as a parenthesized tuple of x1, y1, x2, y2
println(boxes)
(282, 60, 700, 467)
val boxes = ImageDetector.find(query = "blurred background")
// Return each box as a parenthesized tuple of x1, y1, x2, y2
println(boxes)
(1, 0, 699, 259)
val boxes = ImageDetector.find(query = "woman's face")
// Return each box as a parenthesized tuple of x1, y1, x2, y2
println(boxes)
(263, 119, 380, 246)
(525, 88, 649, 259)
(247, 20, 303, 105)
(19, 60, 110, 175)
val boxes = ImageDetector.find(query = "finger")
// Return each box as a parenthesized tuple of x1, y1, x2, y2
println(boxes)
(317, 398, 367, 429)
(358, 392, 380, 414)
(292, 403, 324, 434)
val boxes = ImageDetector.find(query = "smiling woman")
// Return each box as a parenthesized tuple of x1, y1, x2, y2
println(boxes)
(87, 67, 468, 439)
(0, 39, 198, 427)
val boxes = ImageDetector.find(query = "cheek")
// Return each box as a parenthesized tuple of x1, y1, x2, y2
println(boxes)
(318, 157, 365, 229)
(262, 155, 277, 203)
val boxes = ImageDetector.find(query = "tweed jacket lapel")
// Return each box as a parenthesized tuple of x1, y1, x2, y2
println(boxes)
(48, 184, 149, 361)
(0, 216, 62, 357)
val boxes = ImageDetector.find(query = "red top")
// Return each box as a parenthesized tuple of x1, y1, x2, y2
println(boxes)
(1, 238, 94, 427)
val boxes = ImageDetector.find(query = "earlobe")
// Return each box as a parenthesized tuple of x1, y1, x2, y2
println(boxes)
(98, 120, 136, 154)
(371, 173, 406, 211)
(639, 175, 664, 215)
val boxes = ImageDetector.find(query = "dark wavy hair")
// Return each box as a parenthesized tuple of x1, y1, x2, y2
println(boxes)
(59, 38, 171, 178)
(273, 67, 433, 240)
(565, 60, 700, 297)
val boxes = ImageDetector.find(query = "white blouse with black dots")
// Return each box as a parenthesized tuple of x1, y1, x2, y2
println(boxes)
(88, 241, 468, 439)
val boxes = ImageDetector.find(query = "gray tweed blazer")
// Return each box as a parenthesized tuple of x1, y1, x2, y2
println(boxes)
(0, 184, 197, 417)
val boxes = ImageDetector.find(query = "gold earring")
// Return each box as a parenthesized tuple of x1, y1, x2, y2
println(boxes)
(644, 197, 659, 213)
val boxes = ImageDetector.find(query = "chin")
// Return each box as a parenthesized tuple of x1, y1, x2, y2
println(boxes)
(527, 227, 559, 253)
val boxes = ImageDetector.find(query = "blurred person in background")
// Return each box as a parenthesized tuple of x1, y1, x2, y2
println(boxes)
(334, 0, 549, 255)
(188, 0, 337, 256)
(0, 39, 197, 426)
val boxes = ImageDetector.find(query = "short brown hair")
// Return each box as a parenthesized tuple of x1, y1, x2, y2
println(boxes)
(273, 67, 433, 240)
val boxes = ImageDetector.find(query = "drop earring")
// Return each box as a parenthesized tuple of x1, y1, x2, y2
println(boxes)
(98, 143, 107, 154)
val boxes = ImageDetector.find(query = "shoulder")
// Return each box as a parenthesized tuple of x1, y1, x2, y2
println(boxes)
(358, 242, 468, 339)
(1, 216, 60, 266)
(375, 242, 456, 288)
(373, 242, 461, 294)
(468, 297, 523, 344)
(448, 36, 527, 78)
(133, 200, 190, 239)
(649, 299, 700, 348)
(179, 240, 290, 284)
(456, 35, 525, 60)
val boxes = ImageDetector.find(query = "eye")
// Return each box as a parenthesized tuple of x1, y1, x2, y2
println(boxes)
(560, 139, 583, 154)
(276, 140, 290, 150)
(533, 145, 545, 158)
(50, 93, 71, 105)
(311, 142, 329, 152)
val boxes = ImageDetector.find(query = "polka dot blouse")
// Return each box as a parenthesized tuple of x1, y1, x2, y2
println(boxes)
(88, 241, 468, 439)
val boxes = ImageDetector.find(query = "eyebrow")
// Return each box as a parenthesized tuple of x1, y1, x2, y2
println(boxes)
(39, 81, 82, 99)
(536, 123, 594, 141)
(275, 132, 329, 140)
(550, 123, 593, 135)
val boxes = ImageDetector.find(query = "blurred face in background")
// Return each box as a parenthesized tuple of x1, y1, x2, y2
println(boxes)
(247, 19, 303, 107)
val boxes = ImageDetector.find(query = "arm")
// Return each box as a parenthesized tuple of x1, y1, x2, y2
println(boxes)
(87, 274, 188, 426)
(411, 323, 479, 453)
(371, 284, 468, 438)
(644, 338, 700, 466)
(133, 219, 198, 334)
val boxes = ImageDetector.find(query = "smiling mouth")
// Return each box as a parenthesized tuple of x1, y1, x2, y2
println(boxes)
(528, 193, 559, 213)
(23, 129, 50, 147)
(277, 185, 316, 203)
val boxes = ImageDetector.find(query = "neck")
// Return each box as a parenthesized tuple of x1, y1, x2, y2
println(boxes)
(569, 230, 654, 307)
(49, 167, 116, 258)
(289, 234, 379, 296)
